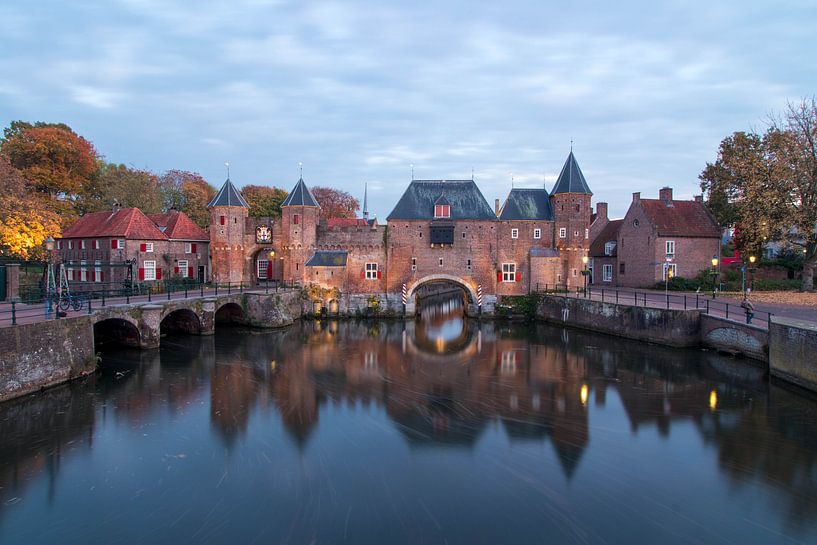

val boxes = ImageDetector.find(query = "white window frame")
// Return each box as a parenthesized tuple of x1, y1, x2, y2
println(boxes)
(585, 229, 589, 239)
(466, 258, 472, 271)
(533, 228, 541, 239)
(511, 228, 518, 239)
(57, 240, 62, 250)
(80, 260, 87, 282)
(434, 204, 450, 218)
(502, 263, 516, 282)
(662, 263, 678, 281)
(143, 260, 156, 281)
(257, 259, 268, 280)
(572, 268, 578, 278)
(81, 240, 86, 250)
(116, 239, 125, 249)
(603, 264, 613, 282)
(178, 259, 189, 278)
(411, 257, 417, 272)
(365, 262, 378, 279)
(574, 230, 580, 237)
(68, 240, 73, 250)
(559, 227, 566, 238)
(185, 242, 192, 254)
(144, 242, 154, 253)
(94, 260, 102, 283)
(665, 240, 675, 257)
(604, 241, 616, 256)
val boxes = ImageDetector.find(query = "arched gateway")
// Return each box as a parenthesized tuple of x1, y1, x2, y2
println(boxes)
(406, 274, 480, 316)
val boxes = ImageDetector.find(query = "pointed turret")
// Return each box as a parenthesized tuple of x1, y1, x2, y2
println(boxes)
(280, 177, 320, 284)
(208, 178, 250, 208)
(208, 177, 249, 284)
(281, 178, 320, 208)
(551, 151, 592, 195)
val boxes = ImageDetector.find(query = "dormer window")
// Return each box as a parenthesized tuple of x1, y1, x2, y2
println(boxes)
(434, 204, 450, 218)
(604, 241, 616, 255)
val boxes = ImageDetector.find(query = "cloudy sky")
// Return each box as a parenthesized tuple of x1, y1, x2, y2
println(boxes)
(2, 0, 815, 219)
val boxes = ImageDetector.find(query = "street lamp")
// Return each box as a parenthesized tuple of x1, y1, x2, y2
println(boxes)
(710, 256, 719, 299)
(748, 255, 757, 293)
(43, 236, 56, 315)
(581, 255, 590, 297)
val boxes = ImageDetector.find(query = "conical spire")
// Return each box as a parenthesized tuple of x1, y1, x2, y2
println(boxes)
(208, 178, 249, 208)
(281, 177, 320, 207)
(551, 151, 592, 195)
(362, 182, 369, 220)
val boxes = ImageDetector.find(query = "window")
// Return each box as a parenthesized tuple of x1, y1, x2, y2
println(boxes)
(94, 260, 101, 282)
(620, 262, 626, 274)
(632, 219, 640, 228)
(604, 241, 616, 255)
(411, 257, 416, 272)
(220, 215, 226, 225)
(116, 239, 125, 249)
(365, 262, 378, 279)
(502, 263, 516, 282)
(511, 228, 518, 239)
(80, 260, 87, 282)
(68, 240, 73, 249)
(462, 231, 466, 239)
(466, 258, 472, 271)
(585, 229, 589, 239)
(293, 214, 299, 225)
(574, 230, 580, 237)
(57, 240, 62, 250)
(559, 228, 566, 238)
(603, 264, 613, 282)
(534, 228, 541, 239)
(81, 240, 87, 250)
(144, 242, 154, 253)
(434, 204, 450, 218)
(662, 263, 678, 280)
(178, 260, 189, 278)
(94, 239, 100, 250)
(572, 268, 578, 277)
(438, 258, 443, 267)
(143, 261, 156, 281)
(665, 240, 675, 257)
(557, 273, 562, 283)
(575, 204, 580, 212)
(185, 243, 192, 253)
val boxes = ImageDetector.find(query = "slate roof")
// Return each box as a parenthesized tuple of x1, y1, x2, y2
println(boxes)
(499, 188, 554, 220)
(61, 208, 168, 240)
(208, 178, 249, 208)
(551, 152, 592, 195)
(640, 199, 720, 237)
(387, 180, 496, 220)
(589, 219, 623, 257)
(305, 250, 348, 267)
(148, 210, 209, 241)
(281, 178, 320, 207)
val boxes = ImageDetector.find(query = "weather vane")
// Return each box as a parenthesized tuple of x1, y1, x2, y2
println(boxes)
(299, 162, 303, 178)
(410, 163, 414, 180)
(225, 162, 230, 179)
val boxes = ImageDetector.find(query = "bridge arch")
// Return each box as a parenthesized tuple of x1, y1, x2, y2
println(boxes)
(94, 317, 142, 348)
(160, 308, 203, 335)
(406, 274, 479, 305)
(215, 302, 246, 325)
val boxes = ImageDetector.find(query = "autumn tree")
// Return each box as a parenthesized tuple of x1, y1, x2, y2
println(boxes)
(0, 121, 98, 223)
(240, 185, 288, 218)
(77, 162, 163, 215)
(700, 97, 817, 290)
(311, 186, 360, 219)
(157, 170, 216, 227)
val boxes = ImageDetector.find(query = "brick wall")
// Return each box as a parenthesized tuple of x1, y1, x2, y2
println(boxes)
(210, 205, 249, 284)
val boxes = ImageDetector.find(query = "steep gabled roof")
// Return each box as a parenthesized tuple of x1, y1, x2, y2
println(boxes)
(640, 199, 720, 237)
(551, 151, 592, 195)
(590, 219, 623, 257)
(387, 180, 496, 220)
(148, 210, 209, 241)
(305, 250, 348, 267)
(208, 178, 249, 208)
(499, 188, 554, 220)
(281, 178, 320, 207)
(62, 208, 168, 240)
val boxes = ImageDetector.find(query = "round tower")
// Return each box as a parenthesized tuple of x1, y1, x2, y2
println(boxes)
(279, 177, 320, 284)
(208, 178, 250, 284)
(550, 151, 593, 288)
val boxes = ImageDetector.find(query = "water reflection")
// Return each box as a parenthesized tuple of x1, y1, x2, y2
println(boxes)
(2, 302, 817, 544)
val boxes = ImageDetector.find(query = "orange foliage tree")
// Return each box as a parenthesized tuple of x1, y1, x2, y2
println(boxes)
(158, 170, 216, 227)
(241, 185, 288, 218)
(311, 186, 360, 219)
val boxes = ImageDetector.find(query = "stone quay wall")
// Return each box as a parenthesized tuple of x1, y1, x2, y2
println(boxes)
(769, 317, 817, 391)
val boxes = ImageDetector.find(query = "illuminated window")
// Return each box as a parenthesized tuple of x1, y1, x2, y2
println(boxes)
(434, 204, 450, 218)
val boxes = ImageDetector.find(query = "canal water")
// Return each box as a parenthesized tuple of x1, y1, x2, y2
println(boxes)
(2, 296, 817, 545)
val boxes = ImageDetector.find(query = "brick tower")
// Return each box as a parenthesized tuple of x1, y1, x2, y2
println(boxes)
(279, 177, 320, 284)
(208, 177, 250, 284)
(550, 151, 593, 288)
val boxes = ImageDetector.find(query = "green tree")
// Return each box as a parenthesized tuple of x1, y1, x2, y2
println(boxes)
(241, 184, 288, 218)
(158, 170, 216, 227)
(78, 162, 163, 215)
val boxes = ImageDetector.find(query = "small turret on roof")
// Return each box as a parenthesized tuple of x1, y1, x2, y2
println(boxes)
(551, 151, 592, 195)
(281, 178, 320, 207)
(208, 178, 249, 208)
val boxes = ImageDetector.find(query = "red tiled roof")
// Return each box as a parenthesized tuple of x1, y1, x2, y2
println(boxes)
(590, 219, 623, 257)
(326, 218, 370, 228)
(148, 210, 209, 241)
(640, 199, 720, 238)
(61, 208, 168, 240)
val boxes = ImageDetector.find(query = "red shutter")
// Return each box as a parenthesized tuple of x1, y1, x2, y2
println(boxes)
(174, 266, 180, 274)
(377, 270, 382, 279)
(267, 262, 272, 278)
(90, 270, 95, 282)
(191, 243, 197, 253)
(140, 243, 146, 252)
(188, 267, 193, 278)
(156, 268, 162, 280)
(111, 239, 117, 249)
(294, 214, 299, 225)
(139, 268, 145, 280)
(220, 216, 226, 225)
(100, 271, 105, 281)
(360, 270, 365, 279)
(497, 271, 503, 283)
(515, 272, 521, 282)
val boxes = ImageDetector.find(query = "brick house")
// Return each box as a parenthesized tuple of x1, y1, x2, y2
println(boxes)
(589, 218, 623, 285)
(615, 187, 720, 287)
(57, 206, 210, 288)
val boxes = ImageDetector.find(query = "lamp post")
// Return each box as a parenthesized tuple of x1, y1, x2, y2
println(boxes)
(748, 255, 757, 292)
(43, 236, 56, 316)
(710, 256, 719, 299)
(267, 249, 276, 288)
(581, 255, 590, 297)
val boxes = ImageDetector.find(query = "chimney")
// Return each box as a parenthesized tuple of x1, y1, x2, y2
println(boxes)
(659, 187, 673, 204)
(694, 195, 703, 203)
(111, 200, 121, 214)
(596, 202, 608, 221)
(632, 192, 641, 203)
(495, 199, 500, 216)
